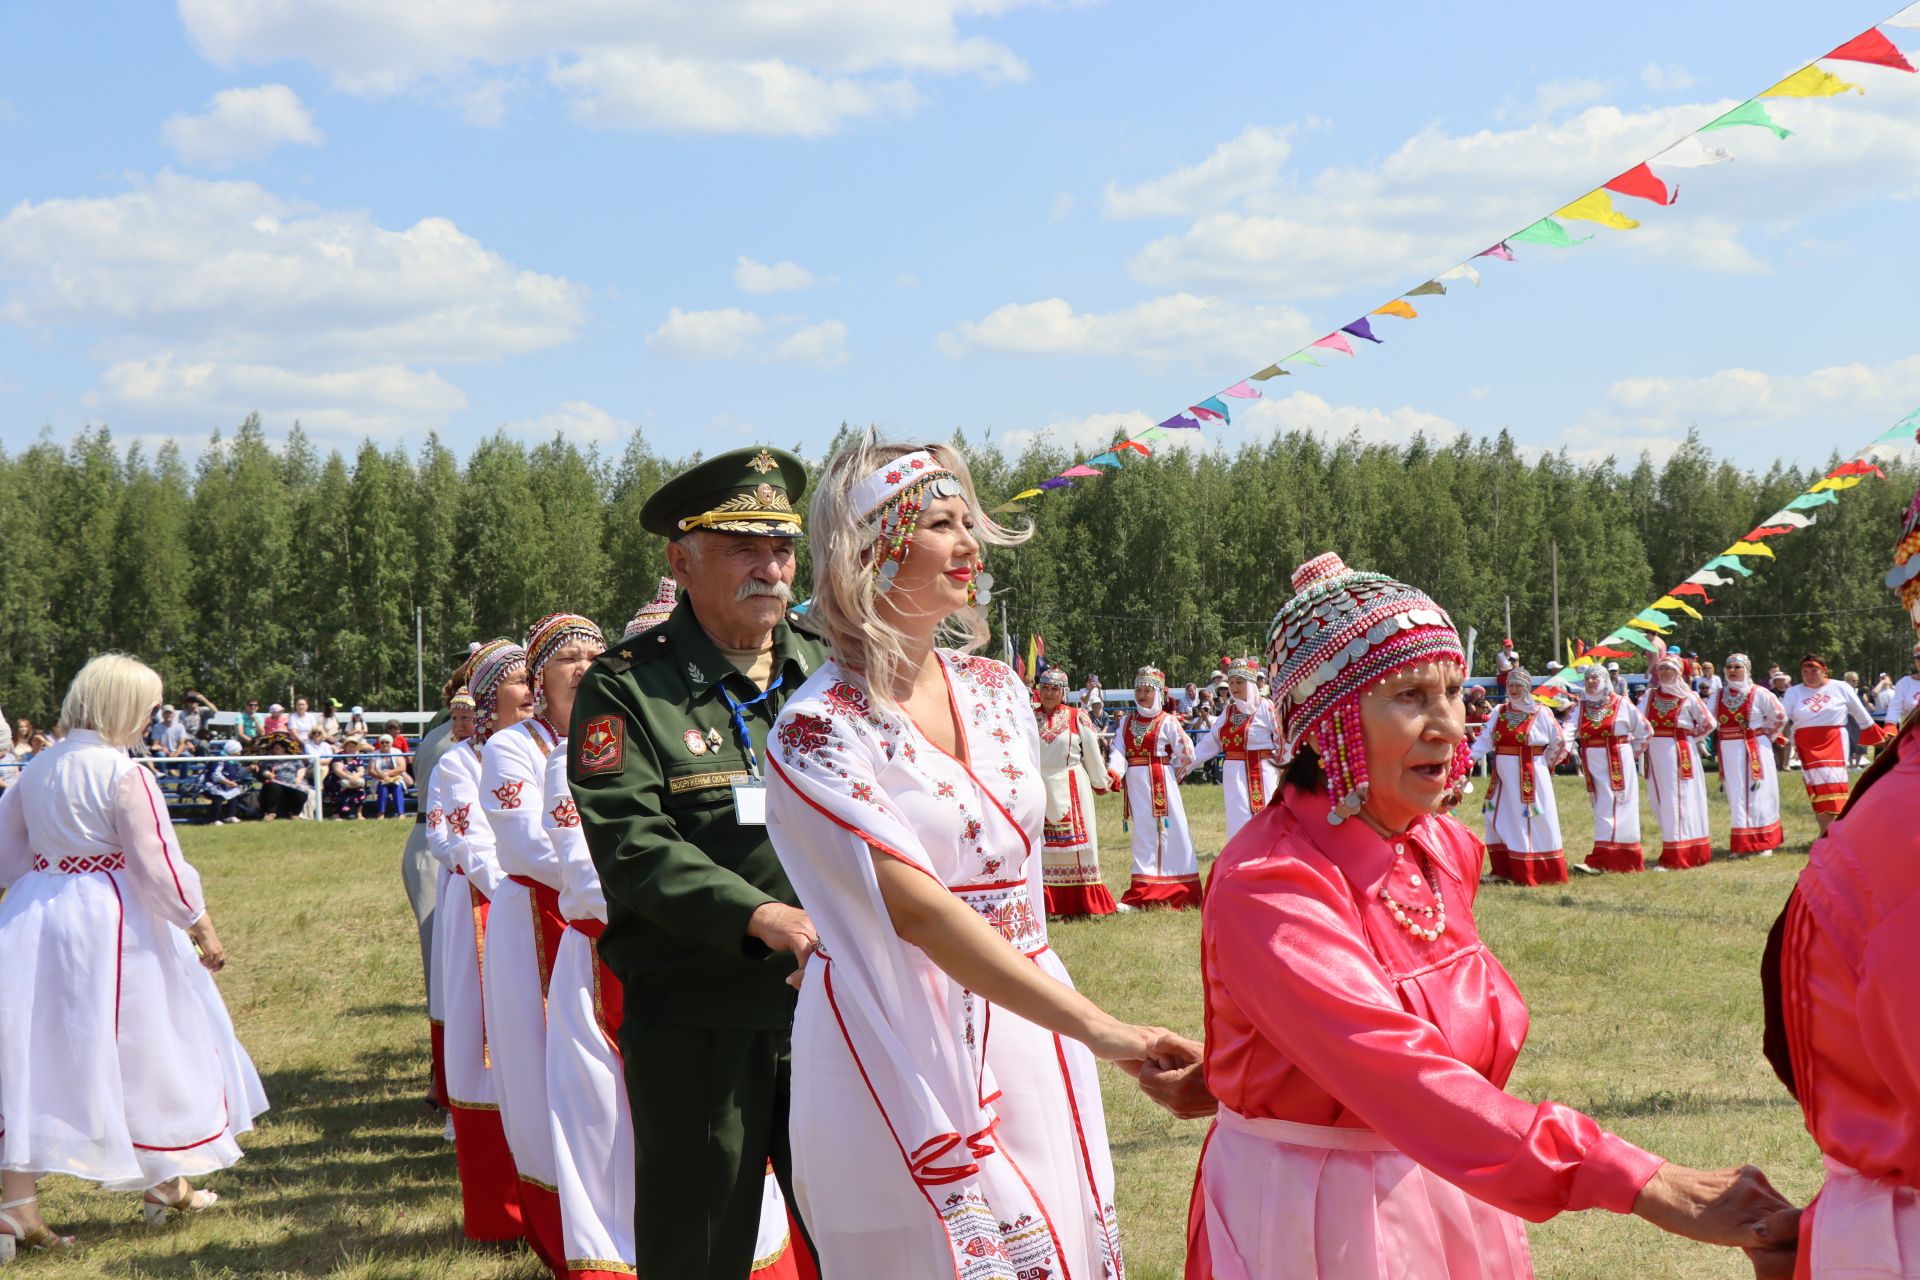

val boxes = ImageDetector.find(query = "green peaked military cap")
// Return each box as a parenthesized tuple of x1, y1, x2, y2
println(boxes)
(639, 446, 809, 540)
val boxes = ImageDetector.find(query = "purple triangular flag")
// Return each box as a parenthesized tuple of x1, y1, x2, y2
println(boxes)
(1341, 318, 1383, 344)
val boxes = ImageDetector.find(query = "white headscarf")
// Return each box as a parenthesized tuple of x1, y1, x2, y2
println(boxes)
(1580, 664, 1612, 705)
(1653, 654, 1686, 695)
(1504, 667, 1536, 711)
(1227, 674, 1256, 715)
(1133, 684, 1162, 714)
(1723, 653, 1753, 695)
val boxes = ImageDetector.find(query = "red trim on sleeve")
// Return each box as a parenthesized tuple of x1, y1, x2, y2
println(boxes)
(139, 769, 194, 912)
(766, 754, 946, 889)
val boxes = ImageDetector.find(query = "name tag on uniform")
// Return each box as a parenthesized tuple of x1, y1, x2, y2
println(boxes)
(732, 778, 768, 826)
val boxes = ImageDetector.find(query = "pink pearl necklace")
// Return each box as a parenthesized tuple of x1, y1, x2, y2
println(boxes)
(1378, 841, 1446, 942)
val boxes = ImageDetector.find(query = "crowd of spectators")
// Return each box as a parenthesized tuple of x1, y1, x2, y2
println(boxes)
(0, 691, 417, 823)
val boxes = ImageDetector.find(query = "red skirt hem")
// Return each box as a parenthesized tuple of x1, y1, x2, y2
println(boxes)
(448, 1105, 525, 1241)
(1485, 844, 1511, 880)
(1505, 852, 1568, 886)
(1658, 838, 1713, 870)
(1045, 882, 1119, 917)
(1122, 877, 1203, 910)
(1584, 842, 1644, 873)
(1729, 822, 1784, 854)
(517, 1179, 565, 1273)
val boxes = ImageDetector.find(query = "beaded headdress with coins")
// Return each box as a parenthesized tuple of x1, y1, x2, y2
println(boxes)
(1036, 666, 1070, 689)
(624, 577, 680, 638)
(1225, 655, 1260, 682)
(1133, 666, 1166, 691)
(524, 613, 606, 708)
(449, 686, 476, 712)
(1265, 552, 1469, 824)
(852, 449, 994, 605)
(468, 639, 528, 744)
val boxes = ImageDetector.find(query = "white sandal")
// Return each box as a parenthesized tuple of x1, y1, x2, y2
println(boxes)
(141, 1185, 220, 1228)
(0, 1195, 77, 1260)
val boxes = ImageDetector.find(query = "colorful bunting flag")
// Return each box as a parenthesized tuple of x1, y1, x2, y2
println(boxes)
(1116, 440, 1153, 456)
(1191, 398, 1229, 421)
(1406, 280, 1447, 297)
(1477, 242, 1516, 261)
(1743, 524, 1794, 539)
(1373, 299, 1419, 319)
(1250, 364, 1288, 381)
(1557, 191, 1640, 229)
(1786, 490, 1839, 510)
(1282, 352, 1323, 367)
(1825, 28, 1916, 72)
(1809, 475, 1866, 493)
(1061, 465, 1101, 478)
(1610, 629, 1656, 652)
(1160, 414, 1203, 430)
(1653, 136, 1732, 167)
(1668, 583, 1714, 601)
(1087, 452, 1122, 468)
(1312, 333, 1356, 357)
(1704, 555, 1755, 576)
(1762, 66, 1863, 98)
(1011, 488, 1043, 501)
(1701, 98, 1793, 138)
(1758, 510, 1814, 528)
(1628, 616, 1673, 633)
(1221, 380, 1261, 398)
(1605, 162, 1678, 205)
(1652, 595, 1705, 620)
(1510, 217, 1592, 247)
(1039, 477, 1075, 490)
(1137, 427, 1168, 442)
(1438, 263, 1480, 286)
(1341, 318, 1384, 344)
(1687, 570, 1734, 586)
(1830, 459, 1886, 478)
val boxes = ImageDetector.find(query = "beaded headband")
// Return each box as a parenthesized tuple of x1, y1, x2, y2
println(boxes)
(1134, 666, 1166, 691)
(1225, 656, 1259, 681)
(854, 449, 994, 604)
(1266, 552, 1467, 823)
(525, 612, 605, 703)
(625, 577, 679, 637)
(449, 685, 476, 711)
(1036, 667, 1069, 688)
(468, 639, 528, 742)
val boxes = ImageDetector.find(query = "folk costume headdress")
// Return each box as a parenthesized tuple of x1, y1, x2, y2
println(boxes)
(1036, 666, 1070, 689)
(624, 577, 679, 637)
(524, 612, 605, 708)
(1133, 665, 1166, 713)
(1265, 552, 1468, 824)
(1724, 652, 1754, 694)
(853, 449, 995, 605)
(468, 639, 528, 743)
(449, 686, 476, 712)
(1580, 663, 1613, 704)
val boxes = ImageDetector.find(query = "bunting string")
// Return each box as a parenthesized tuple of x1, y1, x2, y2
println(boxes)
(992, 3, 1920, 513)
(1542, 409, 1920, 694)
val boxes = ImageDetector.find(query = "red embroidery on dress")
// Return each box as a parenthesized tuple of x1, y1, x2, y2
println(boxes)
(550, 797, 580, 828)
(959, 656, 1011, 692)
(427, 805, 445, 829)
(850, 782, 875, 804)
(491, 779, 525, 809)
(935, 781, 956, 799)
(59, 853, 127, 874)
(778, 712, 834, 761)
(448, 804, 471, 836)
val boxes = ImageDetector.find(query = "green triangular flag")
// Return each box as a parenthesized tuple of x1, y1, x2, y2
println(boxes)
(1612, 629, 1656, 652)
(1282, 352, 1322, 367)
(1250, 364, 1288, 381)
(1406, 280, 1447, 297)
(1138, 427, 1168, 442)
(1509, 217, 1592, 248)
(1699, 99, 1792, 140)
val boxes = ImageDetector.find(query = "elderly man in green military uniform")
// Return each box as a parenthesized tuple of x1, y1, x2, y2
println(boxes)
(569, 446, 826, 1279)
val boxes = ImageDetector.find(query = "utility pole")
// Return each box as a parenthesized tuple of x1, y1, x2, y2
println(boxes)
(415, 607, 425, 714)
(1550, 540, 1562, 665)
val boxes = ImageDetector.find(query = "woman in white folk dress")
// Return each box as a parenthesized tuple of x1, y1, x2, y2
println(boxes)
(479, 612, 605, 1272)
(1471, 668, 1571, 885)
(1639, 652, 1715, 871)
(1107, 667, 1203, 909)
(1187, 656, 1286, 843)
(1032, 666, 1118, 918)
(1571, 664, 1648, 874)
(0, 654, 267, 1258)
(430, 640, 532, 1243)
(1711, 653, 1786, 858)
(422, 685, 479, 1113)
(766, 440, 1198, 1279)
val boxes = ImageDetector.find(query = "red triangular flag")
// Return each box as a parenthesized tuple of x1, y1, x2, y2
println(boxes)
(1604, 162, 1677, 206)
(1825, 28, 1916, 73)
(1668, 583, 1714, 602)
(1744, 524, 1794, 539)
(1831, 459, 1886, 478)
(1587, 646, 1633, 661)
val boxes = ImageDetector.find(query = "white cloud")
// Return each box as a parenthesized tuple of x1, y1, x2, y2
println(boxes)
(733, 255, 816, 294)
(502, 399, 632, 445)
(999, 409, 1156, 458)
(162, 83, 324, 168)
(1496, 77, 1615, 124)
(1103, 125, 1292, 219)
(0, 171, 584, 436)
(1118, 84, 1920, 299)
(937, 292, 1315, 368)
(1231, 391, 1466, 449)
(87, 354, 467, 436)
(647, 307, 848, 367)
(177, 0, 1033, 136)
(893, 272, 920, 287)
(1050, 192, 1075, 221)
(1641, 63, 1697, 91)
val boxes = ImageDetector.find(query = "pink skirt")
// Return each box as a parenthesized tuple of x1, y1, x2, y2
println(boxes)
(1196, 1108, 1533, 1280)
(1803, 1156, 1920, 1278)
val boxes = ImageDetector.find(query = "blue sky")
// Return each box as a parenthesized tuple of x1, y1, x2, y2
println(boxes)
(4, 1, 1920, 471)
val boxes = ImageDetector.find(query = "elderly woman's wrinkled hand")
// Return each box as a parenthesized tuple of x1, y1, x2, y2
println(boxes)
(1135, 1034, 1217, 1120)
(1632, 1161, 1798, 1250)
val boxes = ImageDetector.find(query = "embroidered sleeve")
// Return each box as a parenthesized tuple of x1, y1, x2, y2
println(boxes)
(481, 731, 561, 881)
(115, 766, 207, 929)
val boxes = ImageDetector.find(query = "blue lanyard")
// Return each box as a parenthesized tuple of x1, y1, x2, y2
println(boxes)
(716, 672, 785, 780)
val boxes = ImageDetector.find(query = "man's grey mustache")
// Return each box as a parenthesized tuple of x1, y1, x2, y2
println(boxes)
(738, 580, 795, 603)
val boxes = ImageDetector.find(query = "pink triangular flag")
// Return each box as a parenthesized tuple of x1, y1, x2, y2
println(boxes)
(1477, 242, 1515, 261)
(1060, 465, 1101, 478)
(1220, 380, 1261, 398)
(1311, 333, 1355, 357)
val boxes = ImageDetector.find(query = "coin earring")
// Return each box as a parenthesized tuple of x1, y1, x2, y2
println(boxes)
(969, 559, 994, 607)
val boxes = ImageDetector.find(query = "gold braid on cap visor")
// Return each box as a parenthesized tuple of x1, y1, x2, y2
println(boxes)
(676, 485, 802, 534)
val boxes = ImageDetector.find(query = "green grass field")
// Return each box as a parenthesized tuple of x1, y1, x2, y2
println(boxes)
(19, 771, 1830, 1279)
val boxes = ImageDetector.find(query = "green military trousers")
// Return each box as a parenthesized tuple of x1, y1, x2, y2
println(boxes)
(622, 1019, 809, 1279)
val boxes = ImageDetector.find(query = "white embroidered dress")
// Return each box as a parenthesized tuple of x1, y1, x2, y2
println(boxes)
(0, 733, 266, 1191)
(1033, 703, 1115, 916)
(1713, 684, 1786, 854)
(1105, 707, 1201, 908)
(1639, 689, 1716, 870)
(1189, 697, 1285, 841)
(480, 717, 565, 1200)
(427, 741, 495, 1111)
(767, 653, 1124, 1280)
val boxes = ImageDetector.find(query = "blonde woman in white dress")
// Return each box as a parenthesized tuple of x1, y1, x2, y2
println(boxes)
(0, 654, 266, 1259)
(766, 441, 1199, 1279)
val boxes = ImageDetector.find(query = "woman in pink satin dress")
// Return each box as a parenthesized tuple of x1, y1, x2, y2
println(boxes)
(1181, 552, 1793, 1280)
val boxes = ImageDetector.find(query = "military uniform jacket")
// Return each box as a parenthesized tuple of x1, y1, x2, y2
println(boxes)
(568, 597, 827, 1029)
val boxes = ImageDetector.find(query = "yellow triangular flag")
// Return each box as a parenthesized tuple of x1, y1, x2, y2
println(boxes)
(1011, 488, 1044, 501)
(1372, 299, 1418, 320)
(1556, 191, 1640, 230)
(1725, 540, 1776, 559)
(1763, 66, 1862, 98)
(1809, 475, 1864, 493)
(1627, 617, 1672, 633)
(1652, 595, 1705, 620)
